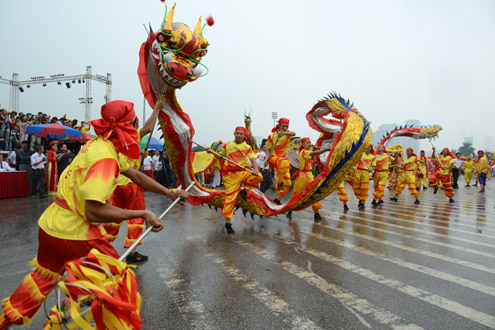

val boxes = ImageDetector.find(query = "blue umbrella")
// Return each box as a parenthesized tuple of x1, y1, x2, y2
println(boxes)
(140, 136, 163, 150)
(25, 123, 88, 141)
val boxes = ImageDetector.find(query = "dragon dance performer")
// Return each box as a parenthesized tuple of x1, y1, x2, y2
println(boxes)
(429, 147, 455, 203)
(389, 148, 420, 205)
(352, 144, 374, 209)
(0, 100, 189, 329)
(388, 150, 403, 191)
(371, 144, 394, 207)
(416, 150, 428, 190)
(103, 100, 163, 263)
(46, 140, 59, 196)
(286, 138, 331, 221)
(264, 118, 296, 204)
(462, 156, 476, 186)
(212, 126, 261, 235)
(476, 150, 490, 193)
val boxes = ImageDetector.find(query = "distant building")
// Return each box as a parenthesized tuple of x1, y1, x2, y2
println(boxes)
(372, 120, 421, 152)
(464, 137, 473, 145)
(483, 137, 494, 151)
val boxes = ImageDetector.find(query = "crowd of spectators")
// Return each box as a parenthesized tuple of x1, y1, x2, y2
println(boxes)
(0, 107, 89, 152)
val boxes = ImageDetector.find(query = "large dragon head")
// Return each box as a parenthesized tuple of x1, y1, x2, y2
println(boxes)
(149, 3, 211, 89)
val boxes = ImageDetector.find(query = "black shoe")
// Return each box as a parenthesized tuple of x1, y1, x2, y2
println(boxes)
(379, 200, 384, 205)
(286, 211, 292, 219)
(314, 212, 322, 222)
(371, 200, 378, 208)
(239, 189, 247, 201)
(449, 198, 455, 203)
(478, 189, 485, 193)
(474, 183, 477, 187)
(423, 187, 428, 190)
(343, 204, 349, 211)
(389, 197, 398, 202)
(465, 184, 470, 187)
(273, 199, 281, 205)
(40, 194, 48, 199)
(414, 199, 420, 205)
(453, 186, 459, 189)
(225, 223, 235, 235)
(433, 188, 438, 194)
(358, 202, 365, 209)
(277, 182, 284, 191)
(125, 252, 149, 263)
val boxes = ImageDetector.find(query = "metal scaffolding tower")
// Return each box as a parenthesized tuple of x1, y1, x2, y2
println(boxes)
(0, 65, 112, 122)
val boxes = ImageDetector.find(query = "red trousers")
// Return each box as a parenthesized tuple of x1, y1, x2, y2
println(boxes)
(429, 172, 454, 197)
(104, 182, 146, 248)
(1, 229, 118, 326)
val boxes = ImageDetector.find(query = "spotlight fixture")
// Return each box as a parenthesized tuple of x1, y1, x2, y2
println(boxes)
(78, 79, 81, 84)
(66, 82, 71, 88)
(27, 85, 31, 88)
(19, 87, 24, 92)
(57, 82, 61, 85)
(43, 83, 47, 87)
(82, 79, 85, 83)
(72, 80, 76, 83)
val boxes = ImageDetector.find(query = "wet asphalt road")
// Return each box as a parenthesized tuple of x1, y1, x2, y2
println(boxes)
(1, 181, 494, 329)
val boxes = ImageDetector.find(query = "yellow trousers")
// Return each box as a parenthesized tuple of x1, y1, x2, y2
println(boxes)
(222, 171, 261, 219)
(269, 155, 291, 197)
(337, 181, 348, 203)
(352, 169, 370, 202)
(291, 176, 322, 212)
(465, 170, 473, 184)
(395, 170, 419, 196)
(373, 171, 388, 200)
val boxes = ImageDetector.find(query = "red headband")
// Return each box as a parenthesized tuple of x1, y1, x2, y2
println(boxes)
(271, 118, 290, 132)
(89, 100, 139, 159)
(234, 126, 250, 142)
(299, 137, 310, 152)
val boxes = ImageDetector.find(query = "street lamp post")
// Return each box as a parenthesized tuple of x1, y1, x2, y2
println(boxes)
(272, 111, 278, 127)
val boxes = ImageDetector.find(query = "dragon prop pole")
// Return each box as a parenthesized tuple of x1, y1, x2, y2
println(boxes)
(190, 140, 262, 178)
(119, 181, 196, 261)
(144, 87, 167, 151)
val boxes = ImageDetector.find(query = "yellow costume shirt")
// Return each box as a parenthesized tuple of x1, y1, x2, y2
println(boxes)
(38, 137, 130, 240)
(437, 155, 454, 175)
(266, 131, 292, 157)
(299, 149, 314, 179)
(219, 141, 256, 172)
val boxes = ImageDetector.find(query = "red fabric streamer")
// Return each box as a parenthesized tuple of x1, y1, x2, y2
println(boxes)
(89, 100, 140, 160)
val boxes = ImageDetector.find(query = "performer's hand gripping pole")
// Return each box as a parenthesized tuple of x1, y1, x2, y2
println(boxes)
(189, 140, 262, 178)
(119, 181, 196, 262)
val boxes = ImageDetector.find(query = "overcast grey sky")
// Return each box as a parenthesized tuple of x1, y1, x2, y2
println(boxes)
(1, 0, 494, 150)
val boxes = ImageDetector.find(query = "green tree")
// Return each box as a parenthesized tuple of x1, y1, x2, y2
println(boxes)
(458, 141, 475, 157)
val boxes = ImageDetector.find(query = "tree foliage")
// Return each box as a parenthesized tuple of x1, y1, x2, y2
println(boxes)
(458, 141, 475, 157)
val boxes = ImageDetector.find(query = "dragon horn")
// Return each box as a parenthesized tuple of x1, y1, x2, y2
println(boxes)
(165, 2, 176, 25)
(194, 16, 202, 37)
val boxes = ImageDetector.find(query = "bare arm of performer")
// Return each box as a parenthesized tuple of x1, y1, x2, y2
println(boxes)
(249, 157, 260, 176)
(140, 100, 164, 139)
(122, 167, 189, 204)
(310, 147, 330, 157)
(85, 201, 165, 232)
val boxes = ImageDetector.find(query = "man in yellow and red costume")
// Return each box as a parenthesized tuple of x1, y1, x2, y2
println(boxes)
(352, 144, 374, 209)
(389, 147, 420, 204)
(264, 118, 296, 204)
(286, 137, 331, 221)
(103, 100, 163, 263)
(0, 100, 189, 328)
(462, 156, 476, 187)
(429, 147, 455, 202)
(416, 150, 428, 190)
(371, 144, 394, 207)
(215, 126, 260, 235)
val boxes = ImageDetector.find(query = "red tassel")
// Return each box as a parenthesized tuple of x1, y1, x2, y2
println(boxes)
(160, 0, 165, 2)
(206, 15, 215, 26)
